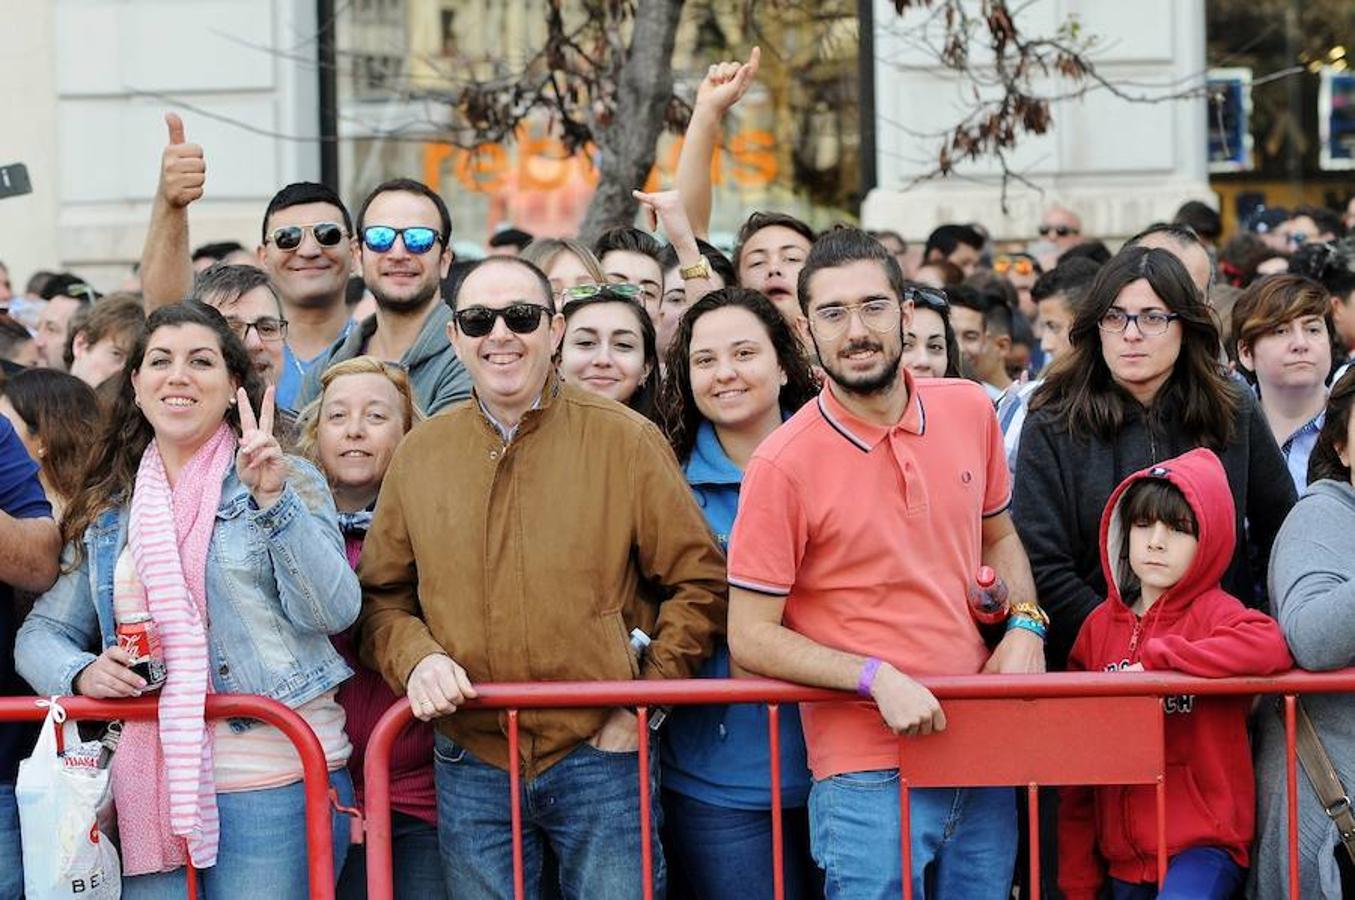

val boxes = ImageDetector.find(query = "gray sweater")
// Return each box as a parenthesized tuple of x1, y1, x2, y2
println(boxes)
(1253, 478, 1355, 900)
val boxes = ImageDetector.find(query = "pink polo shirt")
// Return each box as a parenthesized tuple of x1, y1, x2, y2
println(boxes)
(727, 371, 1010, 778)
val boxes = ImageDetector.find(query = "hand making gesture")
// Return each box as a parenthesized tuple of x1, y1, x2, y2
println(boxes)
(158, 112, 205, 209)
(236, 385, 285, 509)
(695, 46, 761, 117)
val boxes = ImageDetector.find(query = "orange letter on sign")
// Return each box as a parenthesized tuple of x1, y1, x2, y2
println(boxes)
(728, 129, 778, 188)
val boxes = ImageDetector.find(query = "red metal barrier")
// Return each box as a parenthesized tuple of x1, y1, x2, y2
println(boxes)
(0, 693, 338, 899)
(363, 671, 1355, 900)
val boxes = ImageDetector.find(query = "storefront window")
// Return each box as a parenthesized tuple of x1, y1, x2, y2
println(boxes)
(334, 0, 861, 249)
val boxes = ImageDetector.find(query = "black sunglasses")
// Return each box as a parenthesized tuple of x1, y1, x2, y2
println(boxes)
(1038, 224, 1079, 238)
(455, 303, 552, 338)
(268, 222, 346, 250)
(905, 284, 949, 310)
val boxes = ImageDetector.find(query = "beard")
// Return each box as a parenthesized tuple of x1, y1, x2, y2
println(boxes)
(372, 275, 439, 314)
(815, 333, 904, 397)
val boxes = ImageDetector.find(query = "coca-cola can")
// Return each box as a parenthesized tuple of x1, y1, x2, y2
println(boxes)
(116, 614, 166, 690)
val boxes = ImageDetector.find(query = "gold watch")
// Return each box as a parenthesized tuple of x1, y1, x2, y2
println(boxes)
(679, 257, 712, 280)
(1009, 601, 1050, 627)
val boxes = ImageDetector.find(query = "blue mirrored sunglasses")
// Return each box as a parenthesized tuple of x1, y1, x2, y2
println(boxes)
(362, 225, 441, 255)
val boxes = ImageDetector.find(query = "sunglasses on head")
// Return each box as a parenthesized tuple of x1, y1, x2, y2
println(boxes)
(1038, 224, 1078, 238)
(268, 222, 346, 251)
(362, 226, 441, 255)
(905, 284, 949, 310)
(559, 282, 642, 306)
(454, 303, 552, 338)
(993, 254, 1037, 277)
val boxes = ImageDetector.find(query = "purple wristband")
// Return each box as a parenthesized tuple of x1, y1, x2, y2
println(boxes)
(857, 657, 883, 698)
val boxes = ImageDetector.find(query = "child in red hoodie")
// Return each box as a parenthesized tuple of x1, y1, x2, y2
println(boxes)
(1058, 448, 1293, 900)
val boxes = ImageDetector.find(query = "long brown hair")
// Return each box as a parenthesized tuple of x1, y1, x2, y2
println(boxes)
(660, 287, 818, 462)
(62, 302, 265, 556)
(1030, 246, 1238, 448)
(1309, 368, 1355, 485)
(0, 369, 100, 504)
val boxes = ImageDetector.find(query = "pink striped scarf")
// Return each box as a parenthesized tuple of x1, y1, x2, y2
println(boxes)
(114, 423, 236, 874)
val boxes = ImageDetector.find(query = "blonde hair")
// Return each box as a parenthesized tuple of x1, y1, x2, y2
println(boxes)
(294, 356, 425, 466)
(520, 238, 607, 289)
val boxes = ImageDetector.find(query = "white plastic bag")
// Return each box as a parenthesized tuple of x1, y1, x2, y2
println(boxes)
(15, 698, 121, 899)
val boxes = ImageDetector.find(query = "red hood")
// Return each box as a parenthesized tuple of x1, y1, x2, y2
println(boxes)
(1097, 448, 1235, 614)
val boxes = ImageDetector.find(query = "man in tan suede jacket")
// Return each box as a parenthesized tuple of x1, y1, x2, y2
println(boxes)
(358, 255, 726, 898)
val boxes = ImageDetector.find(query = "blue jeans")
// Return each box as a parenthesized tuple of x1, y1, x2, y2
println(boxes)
(434, 732, 664, 900)
(0, 782, 20, 900)
(121, 769, 354, 899)
(662, 790, 821, 900)
(338, 810, 447, 900)
(808, 770, 1017, 900)
(1109, 846, 1245, 900)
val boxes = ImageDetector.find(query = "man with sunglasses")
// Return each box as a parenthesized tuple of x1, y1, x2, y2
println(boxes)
(297, 178, 471, 415)
(358, 254, 725, 897)
(139, 114, 356, 410)
(1035, 206, 1083, 254)
(726, 227, 1046, 900)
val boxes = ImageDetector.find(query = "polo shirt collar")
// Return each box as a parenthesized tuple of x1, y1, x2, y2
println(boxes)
(817, 368, 925, 452)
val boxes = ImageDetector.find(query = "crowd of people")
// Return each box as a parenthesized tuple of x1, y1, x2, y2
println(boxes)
(4, 49, 1355, 900)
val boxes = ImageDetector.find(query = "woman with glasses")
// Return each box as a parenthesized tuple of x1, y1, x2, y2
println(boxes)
(520, 238, 608, 299)
(1012, 246, 1296, 669)
(15, 302, 360, 898)
(900, 283, 964, 380)
(294, 357, 445, 900)
(556, 283, 663, 421)
(657, 287, 821, 900)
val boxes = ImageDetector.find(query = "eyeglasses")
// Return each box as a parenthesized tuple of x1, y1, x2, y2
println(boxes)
(904, 285, 949, 310)
(1286, 232, 1309, 248)
(810, 298, 901, 338)
(454, 303, 552, 338)
(362, 226, 441, 255)
(1038, 225, 1079, 238)
(267, 222, 347, 251)
(993, 255, 1037, 277)
(560, 282, 643, 306)
(1098, 309, 1180, 335)
(226, 316, 288, 343)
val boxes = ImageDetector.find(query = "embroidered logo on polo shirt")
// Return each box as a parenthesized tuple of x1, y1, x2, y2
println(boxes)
(961, 471, 973, 484)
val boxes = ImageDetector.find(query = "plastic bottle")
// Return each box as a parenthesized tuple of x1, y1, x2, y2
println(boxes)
(968, 566, 1011, 648)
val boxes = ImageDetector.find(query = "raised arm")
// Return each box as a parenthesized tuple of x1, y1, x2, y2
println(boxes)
(139, 112, 204, 310)
(632, 189, 718, 301)
(674, 48, 760, 240)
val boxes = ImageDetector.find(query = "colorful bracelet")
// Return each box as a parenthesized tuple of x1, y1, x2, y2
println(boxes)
(857, 657, 883, 698)
(1007, 616, 1048, 641)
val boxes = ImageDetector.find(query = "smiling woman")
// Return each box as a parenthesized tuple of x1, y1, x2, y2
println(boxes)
(16, 301, 361, 898)
(557, 288, 662, 421)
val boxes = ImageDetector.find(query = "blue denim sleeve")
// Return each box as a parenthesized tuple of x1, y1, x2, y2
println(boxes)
(15, 550, 101, 696)
(0, 417, 51, 520)
(252, 457, 360, 634)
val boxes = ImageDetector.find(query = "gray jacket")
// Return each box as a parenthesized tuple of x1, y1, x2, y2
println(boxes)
(1253, 478, 1355, 899)
(298, 301, 471, 415)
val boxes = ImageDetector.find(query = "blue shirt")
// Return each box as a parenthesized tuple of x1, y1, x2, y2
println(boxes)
(1280, 410, 1324, 495)
(277, 318, 355, 411)
(0, 417, 53, 782)
(660, 420, 812, 810)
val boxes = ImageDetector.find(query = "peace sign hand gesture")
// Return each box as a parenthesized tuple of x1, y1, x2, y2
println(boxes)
(235, 385, 286, 509)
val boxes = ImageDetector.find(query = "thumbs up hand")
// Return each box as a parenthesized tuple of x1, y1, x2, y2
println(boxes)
(158, 112, 205, 209)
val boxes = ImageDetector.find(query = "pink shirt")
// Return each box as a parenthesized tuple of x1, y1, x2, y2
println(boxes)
(728, 373, 1010, 778)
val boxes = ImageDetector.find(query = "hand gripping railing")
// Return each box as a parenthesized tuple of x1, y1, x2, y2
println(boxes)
(361, 671, 1355, 900)
(0, 693, 338, 899)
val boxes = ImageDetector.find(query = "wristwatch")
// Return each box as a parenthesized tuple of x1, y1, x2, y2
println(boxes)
(1009, 601, 1050, 627)
(679, 257, 712, 281)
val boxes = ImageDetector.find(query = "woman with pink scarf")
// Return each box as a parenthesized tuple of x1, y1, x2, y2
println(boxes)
(17, 302, 361, 898)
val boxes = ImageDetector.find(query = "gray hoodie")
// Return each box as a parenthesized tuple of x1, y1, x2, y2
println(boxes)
(1253, 478, 1355, 899)
(297, 301, 471, 415)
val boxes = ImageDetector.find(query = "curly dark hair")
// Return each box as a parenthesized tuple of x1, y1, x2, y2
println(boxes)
(659, 287, 819, 462)
(62, 302, 265, 557)
(1310, 368, 1355, 486)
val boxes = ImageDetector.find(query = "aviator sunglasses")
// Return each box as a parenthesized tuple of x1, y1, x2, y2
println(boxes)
(362, 225, 441, 255)
(454, 303, 552, 338)
(267, 222, 347, 250)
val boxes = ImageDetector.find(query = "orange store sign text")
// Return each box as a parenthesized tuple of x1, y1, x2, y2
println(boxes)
(423, 124, 779, 196)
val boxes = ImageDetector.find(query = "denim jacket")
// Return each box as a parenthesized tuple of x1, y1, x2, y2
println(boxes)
(16, 458, 359, 725)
